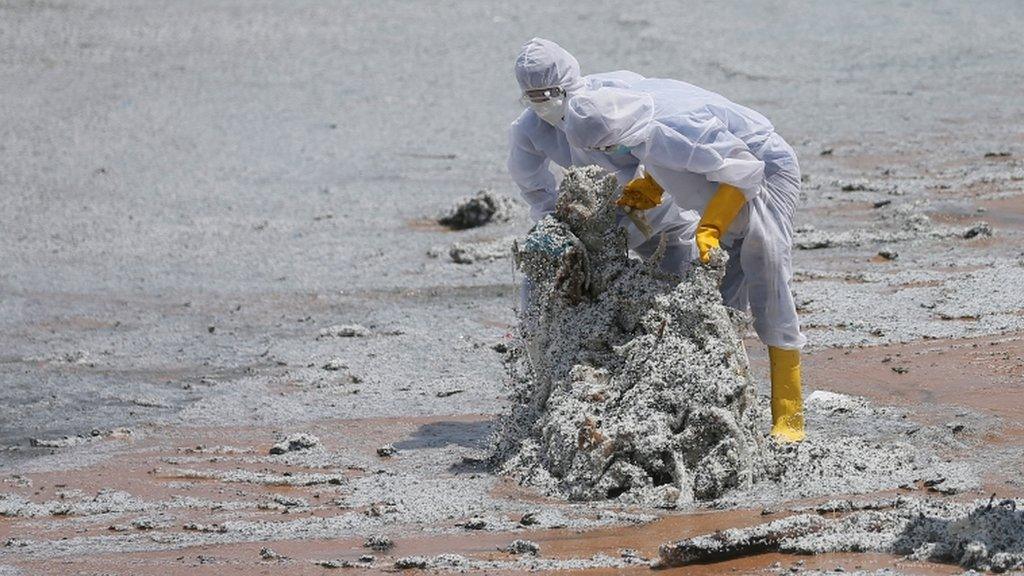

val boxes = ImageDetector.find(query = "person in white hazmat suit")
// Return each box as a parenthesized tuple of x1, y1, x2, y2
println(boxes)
(562, 79, 807, 443)
(508, 38, 699, 274)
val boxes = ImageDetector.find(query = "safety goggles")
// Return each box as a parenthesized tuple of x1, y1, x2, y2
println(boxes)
(519, 86, 565, 105)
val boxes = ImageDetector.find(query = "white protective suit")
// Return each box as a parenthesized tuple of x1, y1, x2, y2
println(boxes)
(508, 39, 698, 274)
(563, 79, 806, 349)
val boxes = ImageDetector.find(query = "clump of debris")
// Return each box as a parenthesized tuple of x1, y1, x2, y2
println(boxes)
(491, 166, 765, 507)
(449, 236, 515, 264)
(658, 496, 1024, 573)
(438, 190, 516, 230)
(269, 433, 320, 455)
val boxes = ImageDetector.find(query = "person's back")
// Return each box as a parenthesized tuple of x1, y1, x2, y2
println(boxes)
(634, 78, 796, 175)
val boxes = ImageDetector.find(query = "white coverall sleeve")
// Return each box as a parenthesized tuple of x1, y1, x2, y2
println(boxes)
(645, 115, 766, 199)
(611, 163, 640, 191)
(507, 121, 558, 221)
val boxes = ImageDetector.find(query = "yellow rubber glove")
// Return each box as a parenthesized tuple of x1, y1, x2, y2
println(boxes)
(696, 183, 746, 263)
(617, 173, 664, 211)
(769, 347, 805, 443)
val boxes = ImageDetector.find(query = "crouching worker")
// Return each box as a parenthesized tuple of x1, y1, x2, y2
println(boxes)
(563, 80, 807, 442)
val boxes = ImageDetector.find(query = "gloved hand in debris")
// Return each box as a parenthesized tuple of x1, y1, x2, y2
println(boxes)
(696, 183, 746, 263)
(617, 172, 664, 211)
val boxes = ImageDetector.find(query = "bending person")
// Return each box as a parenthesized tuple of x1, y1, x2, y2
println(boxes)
(563, 80, 806, 443)
(508, 38, 698, 274)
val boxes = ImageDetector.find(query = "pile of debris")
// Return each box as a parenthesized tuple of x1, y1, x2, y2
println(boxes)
(491, 166, 767, 507)
(438, 190, 516, 230)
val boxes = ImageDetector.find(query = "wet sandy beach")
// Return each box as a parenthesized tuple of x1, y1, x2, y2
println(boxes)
(3, 1, 1024, 574)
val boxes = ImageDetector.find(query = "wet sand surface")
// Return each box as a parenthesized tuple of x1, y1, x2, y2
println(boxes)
(3, 0, 1024, 574)
(805, 335, 1024, 425)
(4, 331, 1024, 574)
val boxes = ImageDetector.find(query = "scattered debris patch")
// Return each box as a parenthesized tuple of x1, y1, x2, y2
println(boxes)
(259, 547, 285, 561)
(321, 357, 347, 371)
(658, 496, 1024, 573)
(963, 222, 993, 239)
(794, 203, 993, 250)
(183, 522, 227, 533)
(316, 558, 355, 569)
(449, 236, 515, 264)
(381, 552, 640, 571)
(269, 433, 321, 455)
(504, 539, 541, 555)
(436, 389, 465, 398)
(29, 436, 88, 449)
(318, 324, 370, 338)
(438, 190, 516, 230)
(363, 534, 394, 551)
(167, 467, 344, 486)
(459, 516, 488, 530)
(28, 428, 133, 449)
(393, 556, 430, 569)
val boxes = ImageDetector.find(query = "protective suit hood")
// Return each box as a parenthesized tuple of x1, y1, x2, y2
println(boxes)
(564, 88, 654, 150)
(514, 38, 586, 95)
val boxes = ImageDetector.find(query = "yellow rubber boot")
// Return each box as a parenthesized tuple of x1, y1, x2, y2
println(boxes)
(696, 183, 746, 263)
(768, 346, 805, 443)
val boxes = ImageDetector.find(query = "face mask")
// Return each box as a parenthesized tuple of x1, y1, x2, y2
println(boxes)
(529, 97, 566, 127)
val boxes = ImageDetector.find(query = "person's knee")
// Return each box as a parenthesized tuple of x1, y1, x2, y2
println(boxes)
(753, 318, 805, 350)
